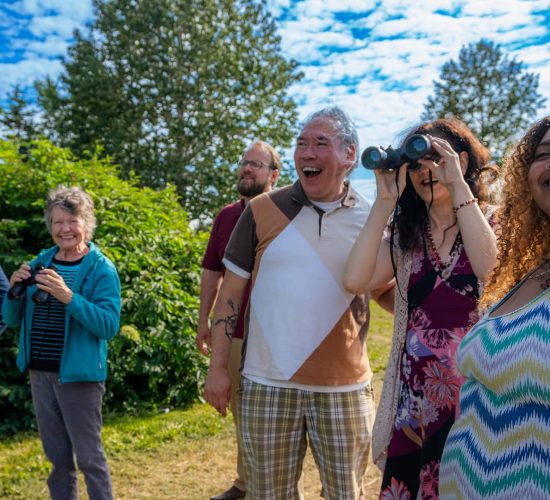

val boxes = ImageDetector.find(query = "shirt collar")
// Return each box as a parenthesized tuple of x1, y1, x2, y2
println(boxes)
(290, 180, 357, 208)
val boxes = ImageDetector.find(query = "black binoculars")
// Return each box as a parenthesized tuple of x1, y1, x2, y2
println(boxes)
(7, 263, 55, 304)
(361, 134, 440, 171)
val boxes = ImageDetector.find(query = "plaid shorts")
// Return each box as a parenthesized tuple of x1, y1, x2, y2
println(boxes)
(238, 378, 376, 500)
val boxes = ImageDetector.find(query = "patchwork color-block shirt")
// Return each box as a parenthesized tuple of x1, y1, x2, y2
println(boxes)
(223, 181, 373, 389)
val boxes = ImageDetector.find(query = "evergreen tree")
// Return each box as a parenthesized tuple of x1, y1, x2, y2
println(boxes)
(37, 0, 301, 220)
(422, 39, 546, 159)
(0, 85, 37, 142)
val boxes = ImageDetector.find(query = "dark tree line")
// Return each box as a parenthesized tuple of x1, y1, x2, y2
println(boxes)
(1, 10, 546, 216)
(2, 0, 302, 221)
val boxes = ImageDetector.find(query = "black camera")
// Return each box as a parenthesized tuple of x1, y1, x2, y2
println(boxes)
(361, 134, 439, 171)
(7, 263, 55, 304)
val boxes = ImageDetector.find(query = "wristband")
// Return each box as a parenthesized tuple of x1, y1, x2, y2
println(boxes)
(453, 198, 478, 214)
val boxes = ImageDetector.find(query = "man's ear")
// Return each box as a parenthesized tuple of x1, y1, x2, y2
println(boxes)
(346, 143, 356, 165)
(271, 168, 280, 187)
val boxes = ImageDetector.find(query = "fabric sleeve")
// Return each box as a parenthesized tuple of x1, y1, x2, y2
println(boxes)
(222, 258, 250, 279)
(201, 211, 224, 271)
(0, 265, 9, 334)
(65, 258, 121, 340)
(223, 205, 257, 275)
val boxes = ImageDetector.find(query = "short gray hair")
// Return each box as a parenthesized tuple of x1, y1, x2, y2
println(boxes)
(301, 107, 359, 168)
(45, 185, 96, 241)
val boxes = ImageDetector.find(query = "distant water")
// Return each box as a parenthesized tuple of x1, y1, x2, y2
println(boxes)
(350, 166, 376, 202)
(350, 176, 376, 203)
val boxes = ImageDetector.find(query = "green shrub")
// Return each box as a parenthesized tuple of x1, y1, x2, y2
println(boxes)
(0, 140, 209, 435)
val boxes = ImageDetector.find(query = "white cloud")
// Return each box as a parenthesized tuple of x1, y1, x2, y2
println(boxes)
(23, 35, 68, 57)
(0, 57, 63, 92)
(1, 0, 549, 148)
(27, 15, 82, 38)
(13, 0, 93, 21)
(276, 0, 550, 154)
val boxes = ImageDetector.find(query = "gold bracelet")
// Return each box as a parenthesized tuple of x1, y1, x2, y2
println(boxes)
(453, 198, 478, 214)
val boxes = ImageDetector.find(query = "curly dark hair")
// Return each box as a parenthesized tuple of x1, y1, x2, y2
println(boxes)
(394, 118, 497, 251)
(480, 115, 550, 309)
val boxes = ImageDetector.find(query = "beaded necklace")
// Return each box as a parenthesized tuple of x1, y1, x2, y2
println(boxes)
(425, 222, 462, 280)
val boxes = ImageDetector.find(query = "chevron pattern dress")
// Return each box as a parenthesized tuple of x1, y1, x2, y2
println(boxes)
(439, 285, 550, 499)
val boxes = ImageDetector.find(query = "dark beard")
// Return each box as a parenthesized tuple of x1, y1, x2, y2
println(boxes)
(237, 179, 267, 198)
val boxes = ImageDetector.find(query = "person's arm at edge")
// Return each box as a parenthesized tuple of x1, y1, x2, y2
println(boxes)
(204, 270, 248, 417)
(196, 268, 223, 355)
(0, 265, 9, 334)
(450, 180, 497, 280)
(344, 166, 407, 294)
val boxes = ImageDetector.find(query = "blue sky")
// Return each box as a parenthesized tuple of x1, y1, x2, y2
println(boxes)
(1, 0, 550, 199)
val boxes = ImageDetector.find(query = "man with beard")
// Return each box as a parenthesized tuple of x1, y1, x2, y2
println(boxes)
(197, 140, 280, 500)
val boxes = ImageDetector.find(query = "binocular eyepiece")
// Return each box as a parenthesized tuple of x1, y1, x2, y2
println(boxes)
(361, 134, 439, 171)
(7, 263, 55, 304)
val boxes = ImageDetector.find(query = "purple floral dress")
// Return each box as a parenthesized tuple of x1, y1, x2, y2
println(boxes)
(380, 232, 480, 500)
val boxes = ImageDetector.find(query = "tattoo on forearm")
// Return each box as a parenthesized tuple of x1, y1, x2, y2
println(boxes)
(215, 298, 239, 342)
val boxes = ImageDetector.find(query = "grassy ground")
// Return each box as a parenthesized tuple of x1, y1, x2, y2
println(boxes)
(0, 303, 393, 499)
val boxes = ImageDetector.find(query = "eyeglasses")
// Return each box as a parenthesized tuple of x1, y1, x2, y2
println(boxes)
(238, 159, 274, 170)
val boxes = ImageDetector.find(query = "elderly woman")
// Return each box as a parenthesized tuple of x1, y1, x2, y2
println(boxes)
(439, 116, 550, 498)
(2, 185, 121, 500)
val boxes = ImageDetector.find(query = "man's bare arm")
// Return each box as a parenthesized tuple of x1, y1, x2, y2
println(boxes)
(196, 268, 223, 355)
(204, 270, 249, 416)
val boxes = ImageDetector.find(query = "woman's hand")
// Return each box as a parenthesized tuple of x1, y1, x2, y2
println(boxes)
(374, 162, 409, 203)
(9, 264, 32, 288)
(34, 268, 74, 304)
(419, 136, 468, 192)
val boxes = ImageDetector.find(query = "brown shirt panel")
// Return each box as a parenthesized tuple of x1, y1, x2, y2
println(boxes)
(291, 307, 372, 386)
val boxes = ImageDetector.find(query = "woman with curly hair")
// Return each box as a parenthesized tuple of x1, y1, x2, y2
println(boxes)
(439, 116, 550, 498)
(344, 118, 498, 498)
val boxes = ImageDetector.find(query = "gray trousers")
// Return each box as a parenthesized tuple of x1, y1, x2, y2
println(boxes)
(30, 370, 113, 500)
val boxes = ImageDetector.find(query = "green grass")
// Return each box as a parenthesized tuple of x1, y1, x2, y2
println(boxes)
(0, 305, 394, 499)
(367, 302, 394, 375)
(0, 404, 232, 498)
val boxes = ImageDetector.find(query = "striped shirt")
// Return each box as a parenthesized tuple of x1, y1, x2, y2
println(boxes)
(439, 285, 550, 498)
(30, 257, 82, 372)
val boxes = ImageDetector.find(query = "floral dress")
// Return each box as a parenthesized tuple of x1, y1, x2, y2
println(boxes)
(380, 232, 480, 500)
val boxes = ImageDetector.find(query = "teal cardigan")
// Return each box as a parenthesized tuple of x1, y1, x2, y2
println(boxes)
(2, 242, 121, 382)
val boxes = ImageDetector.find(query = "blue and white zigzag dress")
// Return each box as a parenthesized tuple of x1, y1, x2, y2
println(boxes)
(439, 282, 550, 499)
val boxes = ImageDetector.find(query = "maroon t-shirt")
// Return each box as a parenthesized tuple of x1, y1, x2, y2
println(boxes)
(202, 199, 250, 339)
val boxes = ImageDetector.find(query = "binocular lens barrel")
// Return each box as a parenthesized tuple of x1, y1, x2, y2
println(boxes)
(6, 263, 48, 301)
(404, 134, 431, 159)
(7, 282, 26, 300)
(361, 134, 433, 171)
(32, 289, 50, 304)
(361, 147, 385, 170)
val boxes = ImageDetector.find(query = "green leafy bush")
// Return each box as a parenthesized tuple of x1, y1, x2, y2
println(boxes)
(0, 139, 209, 435)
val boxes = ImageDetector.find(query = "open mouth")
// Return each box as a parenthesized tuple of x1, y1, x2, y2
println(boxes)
(421, 178, 438, 186)
(302, 167, 321, 178)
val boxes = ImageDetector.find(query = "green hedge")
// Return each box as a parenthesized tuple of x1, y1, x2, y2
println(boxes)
(0, 140, 209, 435)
